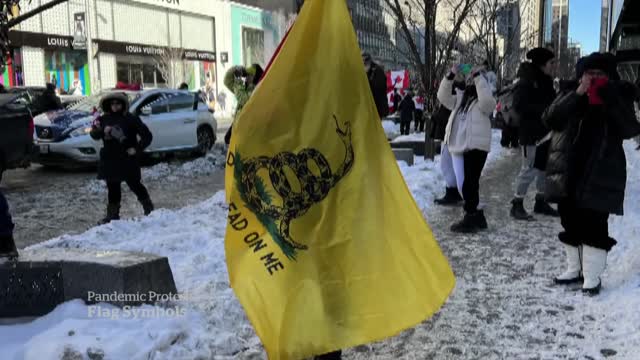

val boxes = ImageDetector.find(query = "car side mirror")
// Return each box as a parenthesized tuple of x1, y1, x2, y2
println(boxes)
(140, 107, 152, 116)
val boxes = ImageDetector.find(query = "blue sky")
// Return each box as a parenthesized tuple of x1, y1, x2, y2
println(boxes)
(568, 0, 602, 55)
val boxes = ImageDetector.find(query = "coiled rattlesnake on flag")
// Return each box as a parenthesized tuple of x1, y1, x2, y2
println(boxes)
(238, 115, 354, 252)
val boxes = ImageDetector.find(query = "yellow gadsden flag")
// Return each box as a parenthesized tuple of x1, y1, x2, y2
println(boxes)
(224, 0, 455, 358)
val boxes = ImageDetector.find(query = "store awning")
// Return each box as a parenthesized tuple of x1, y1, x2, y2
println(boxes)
(611, 0, 640, 46)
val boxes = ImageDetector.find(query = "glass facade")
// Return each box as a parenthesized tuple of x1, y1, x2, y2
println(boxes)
(116, 58, 165, 89)
(347, 0, 399, 70)
(1, 48, 24, 87)
(44, 50, 90, 95)
(543, 0, 554, 45)
(242, 27, 265, 68)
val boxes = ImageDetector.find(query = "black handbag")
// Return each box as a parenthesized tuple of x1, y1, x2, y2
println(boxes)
(533, 135, 551, 171)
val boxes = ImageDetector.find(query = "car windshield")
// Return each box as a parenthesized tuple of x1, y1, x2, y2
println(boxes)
(68, 92, 139, 112)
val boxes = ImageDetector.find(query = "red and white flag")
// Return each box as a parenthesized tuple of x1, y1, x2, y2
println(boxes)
(387, 70, 410, 90)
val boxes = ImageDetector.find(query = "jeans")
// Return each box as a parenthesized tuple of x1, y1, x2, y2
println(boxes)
(558, 200, 617, 251)
(107, 179, 150, 204)
(514, 145, 545, 198)
(440, 145, 465, 196)
(462, 150, 488, 212)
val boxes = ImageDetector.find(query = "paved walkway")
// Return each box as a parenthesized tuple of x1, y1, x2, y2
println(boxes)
(345, 151, 620, 360)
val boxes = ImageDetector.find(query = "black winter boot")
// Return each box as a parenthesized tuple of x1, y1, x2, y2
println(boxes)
(510, 198, 534, 221)
(534, 194, 559, 217)
(434, 187, 463, 206)
(99, 203, 120, 225)
(141, 198, 154, 216)
(0, 234, 19, 259)
(450, 210, 488, 233)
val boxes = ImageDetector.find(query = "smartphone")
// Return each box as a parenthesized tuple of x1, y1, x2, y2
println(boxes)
(587, 78, 608, 105)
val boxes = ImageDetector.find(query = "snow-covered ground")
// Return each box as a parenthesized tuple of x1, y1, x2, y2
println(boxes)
(0, 131, 505, 359)
(83, 145, 227, 195)
(392, 132, 426, 142)
(3, 133, 640, 359)
(381, 120, 400, 140)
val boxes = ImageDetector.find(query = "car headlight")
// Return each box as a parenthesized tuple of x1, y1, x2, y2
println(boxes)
(69, 126, 92, 137)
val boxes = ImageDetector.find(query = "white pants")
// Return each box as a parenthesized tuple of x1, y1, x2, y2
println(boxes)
(440, 144, 465, 196)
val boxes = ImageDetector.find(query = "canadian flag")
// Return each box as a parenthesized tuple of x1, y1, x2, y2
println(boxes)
(387, 70, 410, 90)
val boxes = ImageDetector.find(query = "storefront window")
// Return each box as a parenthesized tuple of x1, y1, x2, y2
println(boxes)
(199, 61, 217, 107)
(44, 50, 89, 95)
(243, 27, 265, 67)
(1, 48, 24, 88)
(117, 62, 130, 84)
(143, 64, 157, 85)
(116, 58, 165, 89)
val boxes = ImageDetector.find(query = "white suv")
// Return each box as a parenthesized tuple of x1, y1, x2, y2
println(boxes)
(33, 89, 217, 168)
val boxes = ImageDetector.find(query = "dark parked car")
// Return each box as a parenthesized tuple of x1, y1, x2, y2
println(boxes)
(6, 86, 78, 116)
(0, 93, 35, 182)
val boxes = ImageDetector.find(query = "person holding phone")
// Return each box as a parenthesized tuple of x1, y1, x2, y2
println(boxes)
(437, 62, 496, 233)
(90, 93, 155, 225)
(543, 53, 640, 295)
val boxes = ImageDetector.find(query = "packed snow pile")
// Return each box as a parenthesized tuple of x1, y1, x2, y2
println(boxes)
(82, 145, 227, 194)
(7, 192, 257, 359)
(392, 132, 426, 142)
(381, 120, 400, 140)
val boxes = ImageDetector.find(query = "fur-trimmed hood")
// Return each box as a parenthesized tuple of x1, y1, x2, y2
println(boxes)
(100, 92, 130, 114)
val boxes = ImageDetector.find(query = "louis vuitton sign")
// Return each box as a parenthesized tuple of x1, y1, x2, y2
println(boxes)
(9, 31, 73, 50)
(97, 40, 215, 62)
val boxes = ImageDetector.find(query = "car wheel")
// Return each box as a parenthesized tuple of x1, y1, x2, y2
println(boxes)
(197, 126, 215, 155)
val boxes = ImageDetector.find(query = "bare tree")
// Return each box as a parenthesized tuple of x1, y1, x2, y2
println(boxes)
(1, 0, 69, 73)
(155, 47, 188, 88)
(383, 0, 477, 110)
(463, 0, 528, 84)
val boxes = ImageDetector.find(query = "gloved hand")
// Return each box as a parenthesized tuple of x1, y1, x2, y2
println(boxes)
(109, 126, 126, 143)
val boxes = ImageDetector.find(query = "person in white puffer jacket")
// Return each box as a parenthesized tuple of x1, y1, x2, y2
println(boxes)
(437, 63, 496, 233)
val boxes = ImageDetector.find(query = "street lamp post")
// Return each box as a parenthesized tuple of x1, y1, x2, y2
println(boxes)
(84, 0, 96, 94)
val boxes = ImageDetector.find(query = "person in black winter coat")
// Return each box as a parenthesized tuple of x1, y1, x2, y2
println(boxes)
(37, 83, 63, 112)
(363, 52, 389, 119)
(510, 47, 559, 220)
(398, 91, 415, 135)
(90, 92, 154, 224)
(543, 53, 640, 295)
(0, 190, 18, 259)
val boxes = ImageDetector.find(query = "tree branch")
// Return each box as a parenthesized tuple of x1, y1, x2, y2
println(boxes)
(7, 0, 70, 28)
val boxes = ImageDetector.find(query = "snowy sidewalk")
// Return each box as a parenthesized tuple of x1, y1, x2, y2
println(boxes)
(2, 135, 639, 359)
(349, 143, 640, 360)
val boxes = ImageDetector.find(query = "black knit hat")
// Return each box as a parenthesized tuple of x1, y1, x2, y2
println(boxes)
(526, 47, 555, 67)
(582, 52, 619, 79)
